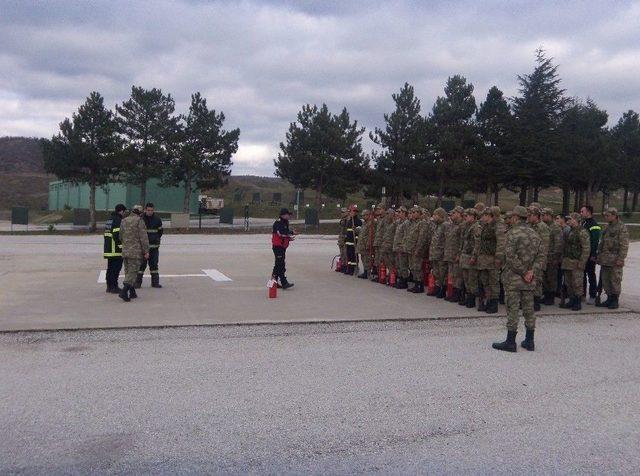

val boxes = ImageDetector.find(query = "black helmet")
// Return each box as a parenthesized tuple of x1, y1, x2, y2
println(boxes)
(279, 208, 291, 216)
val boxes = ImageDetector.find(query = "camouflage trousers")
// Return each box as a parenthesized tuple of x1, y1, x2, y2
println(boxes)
(409, 254, 425, 282)
(374, 247, 382, 267)
(601, 266, 624, 296)
(396, 252, 409, 279)
(446, 261, 462, 289)
(431, 260, 446, 287)
(381, 250, 395, 270)
(478, 269, 499, 299)
(339, 243, 347, 266)
(462, 268, 478, 295)
(123, 257, 142, 285)
(534, 257, 547, 297)
(563, 269, 583, 298)
(543, 261, 560, 295)
(506, 289, 535, 331)
(359, 252, 372, 272)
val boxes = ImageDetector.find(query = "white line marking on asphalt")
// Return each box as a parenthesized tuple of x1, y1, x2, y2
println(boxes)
(203, 269, 233, 281)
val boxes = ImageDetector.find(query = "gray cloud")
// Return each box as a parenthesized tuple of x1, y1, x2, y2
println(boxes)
(1, 0, 639, 176)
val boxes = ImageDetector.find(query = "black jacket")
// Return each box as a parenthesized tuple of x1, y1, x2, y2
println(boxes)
(344, 215, 363, 245)
(103, 212, 123, 258)
(143, 213, 163, 248)
(582, 217, 601, 257)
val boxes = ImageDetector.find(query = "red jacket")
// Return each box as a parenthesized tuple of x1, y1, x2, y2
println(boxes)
(272, 218, 293, 248)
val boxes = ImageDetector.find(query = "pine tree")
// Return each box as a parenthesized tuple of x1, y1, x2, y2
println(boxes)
(611, 110, 640, 212)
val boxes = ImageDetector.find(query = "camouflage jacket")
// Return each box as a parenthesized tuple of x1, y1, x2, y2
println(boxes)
(597, 221, 629, 267)
(460, 221, 481, 269)
(502, 222, 543, 291)
(474, 221, 504, 270)
(373, 217, 386, 248)
(338, 217, 348, 246)
(120, 213, 150, 259)
(443, 220, 463, 262)
(561, 227, 590, 271)
(404, 219, 420, 254)
(415, 220, 435, 258)
(428, 220, 447, 261)
(393, 219, 410, 253)
(530, 221, 550, 268)
(380, 219, 397, 252)
(546, 221, 564, 264)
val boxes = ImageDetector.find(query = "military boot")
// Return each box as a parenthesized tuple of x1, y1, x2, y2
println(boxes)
(492, 331, 517, 352)
(281, 277, 294, 290)
(408, 282, 424, 294)
(119, 284, 131, 302)
(477, 298, 486, 312)
(607, 295, 619, 309)
(543, 292, 555, 306)
(458, 290, 467, 306)
(129, 286, 138, 299)
(357, 270, 369, 279)
(134, 274, 143, 289)
(559, 297, 573, 309)
(571, 296, 582, 311)
(151, 273, 162, 288)
(521, 329, 535, 351)
(431, 285, 441, 297)
(436, 285, 447, 299)
(396, 277, 408, 289)
(485, 299, 498, 314)
(465, 294, 476, 308)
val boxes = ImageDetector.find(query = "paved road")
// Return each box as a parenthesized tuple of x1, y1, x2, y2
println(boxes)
(2, 314, 639, 474)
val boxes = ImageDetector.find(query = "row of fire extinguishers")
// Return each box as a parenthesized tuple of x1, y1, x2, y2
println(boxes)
(333, 256, 454, 297)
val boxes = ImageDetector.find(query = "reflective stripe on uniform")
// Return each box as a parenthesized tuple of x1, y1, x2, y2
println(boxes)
(112, 227, 120, 233)
(150, 244, 160, 248)
(104, 232, 113, 237)
(345, 242, 355, 245)
(346, 228, 353, 231)
(589, 226, 602, 231)
(348, 261, 358, 265)
(146, 229, 159, 232)
(103, 252, 122, 258)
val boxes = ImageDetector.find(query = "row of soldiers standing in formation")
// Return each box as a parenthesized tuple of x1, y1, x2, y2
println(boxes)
(338, 202, 629, 352)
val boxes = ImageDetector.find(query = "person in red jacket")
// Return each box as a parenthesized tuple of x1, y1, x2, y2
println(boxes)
(272, 208, 297, 289)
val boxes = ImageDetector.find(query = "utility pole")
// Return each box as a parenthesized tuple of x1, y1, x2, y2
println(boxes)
(296, 189, 301, 220)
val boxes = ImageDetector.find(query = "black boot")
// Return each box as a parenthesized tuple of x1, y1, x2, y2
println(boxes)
(559, 296, 573, 309)
(281, 277, 294, 289)
(396, 277, 408, 289)
(492, 330, 517, 352)
(465, 294, 476, 308)
(437, 285, 447, 299)
(571, 296, 582, 311)
(543, 292, 554, 306)
(485, 299, 498, 314)
(357, 270, 369, 279)
(345, 266, 355, 276)
(134, 274, 143, 289)
(533, 296, 541, 312)
(458, 290, 466, 306)
(406, 280, 415, 292)
(478, 299, 486, 312)
(151, 273, 162, 288)
(129, 286, 138, 299)
(607, 294, 619, 309)
(408, 281, 424, 294)
(521, 329, 535, 351)
(119, 284, 131, 302)
(432, 286, 441, 298)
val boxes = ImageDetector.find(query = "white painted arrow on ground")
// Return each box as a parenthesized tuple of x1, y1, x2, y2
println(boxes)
(97, 269, 232, 283)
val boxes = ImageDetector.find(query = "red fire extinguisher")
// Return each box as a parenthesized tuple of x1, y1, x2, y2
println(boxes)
(422, 259, 430, 285)
(335, 257, 342, 272)
(378, 262, 387, 284)
(268, 278, 278, 299)
(446, 273, 454, 299)
(389, 267, 397, 287)
(427, 272, 436, 295)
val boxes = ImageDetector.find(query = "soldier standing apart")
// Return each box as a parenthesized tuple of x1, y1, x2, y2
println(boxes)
(337, 208, 348, 273)
(119, 205, 150, 302)
(580, 205, 601, 305)
(271, 208, 296, 288)
(380, 208, 397, 284)
(474, 209, 503, 314)
(542, 208, 563, 305)
(596, 208, 629, 309)
(428, 208, 448, 298)
(493, 206, 543, 352)
(356, 210, 373, 279)
(135, 202, 163, 289)
(103, 203, 127, 293)
(527, 207, 549, 311)
(460, 209, 481, 308)
(392, 207, 410, 289)
(344, 205, 362, 275)
(443, 206, 464, 302)
(371, 204, 386, 281)
(560, 213, 590, 311)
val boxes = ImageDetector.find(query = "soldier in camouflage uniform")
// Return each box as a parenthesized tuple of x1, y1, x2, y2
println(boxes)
(560, 213, 591, 311)
(371, 204, 386, 281)
(356, 209, 374, 279)
(492, 206, 543, 353)
(337, 208, 349, 273)
(542, 208, 563, 305)
(428, 208, 448, 298)
(409, 208, 433, 293)
(380, 208, 397, 284)
(596, 208, 629, 309)
(392, 207, 410, 289)
(490, 206, 507, 305)
(474, 209, 503, 314)
(527, 207, 550, 311)
(460, 209, 481, 308)
(118, 205, 150, 302)
(405, 207, 422, 292)
(443, 206, 464, 302)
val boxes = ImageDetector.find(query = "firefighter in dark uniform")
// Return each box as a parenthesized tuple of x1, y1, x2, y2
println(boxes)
(103, 203, 126, 293)
(135, 202, 163, 288)
(580, 205, 601, 305)
(272, 208, 297, 289)
(344, 204, 363, 275)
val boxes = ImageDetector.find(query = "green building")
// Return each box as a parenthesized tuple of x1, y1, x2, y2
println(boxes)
(48, 179, 200, 214)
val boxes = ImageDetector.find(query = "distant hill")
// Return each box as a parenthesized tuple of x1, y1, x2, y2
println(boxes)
(0, 136, 51, 210)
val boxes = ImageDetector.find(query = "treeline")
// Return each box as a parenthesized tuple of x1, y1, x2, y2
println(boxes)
(275, 49, 640, 213)
(43, 87, 240, 230)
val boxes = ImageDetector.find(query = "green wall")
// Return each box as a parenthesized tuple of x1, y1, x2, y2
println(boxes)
(49, 179, 200, 214)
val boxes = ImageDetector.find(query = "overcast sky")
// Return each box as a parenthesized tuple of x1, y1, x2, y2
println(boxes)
(1, 0, 639, 175)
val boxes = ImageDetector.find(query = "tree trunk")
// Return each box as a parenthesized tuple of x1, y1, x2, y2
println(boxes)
(578, 189, 585, 210)
(493, 184, 499, 207)
(140, 180, 147, 206)
(632, 190, 638, 212)
(183, 176, 192, 213)
(526, 187, 534, 205)
(533, 187, 539, 203)
(315, 178, 323, 230)
(562, 186, 570, 216)
(573, 188, 579, 212)
(484, 183, 492, 206)
(89, 178, 97, 232)
(623, 186, 629, 212)
(585, 184, 593, 207)
(519, 186, 527, 206)
(460, 190, 465, 206)
(437, 177, 445, 207)
(601, 190, 607, 213)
